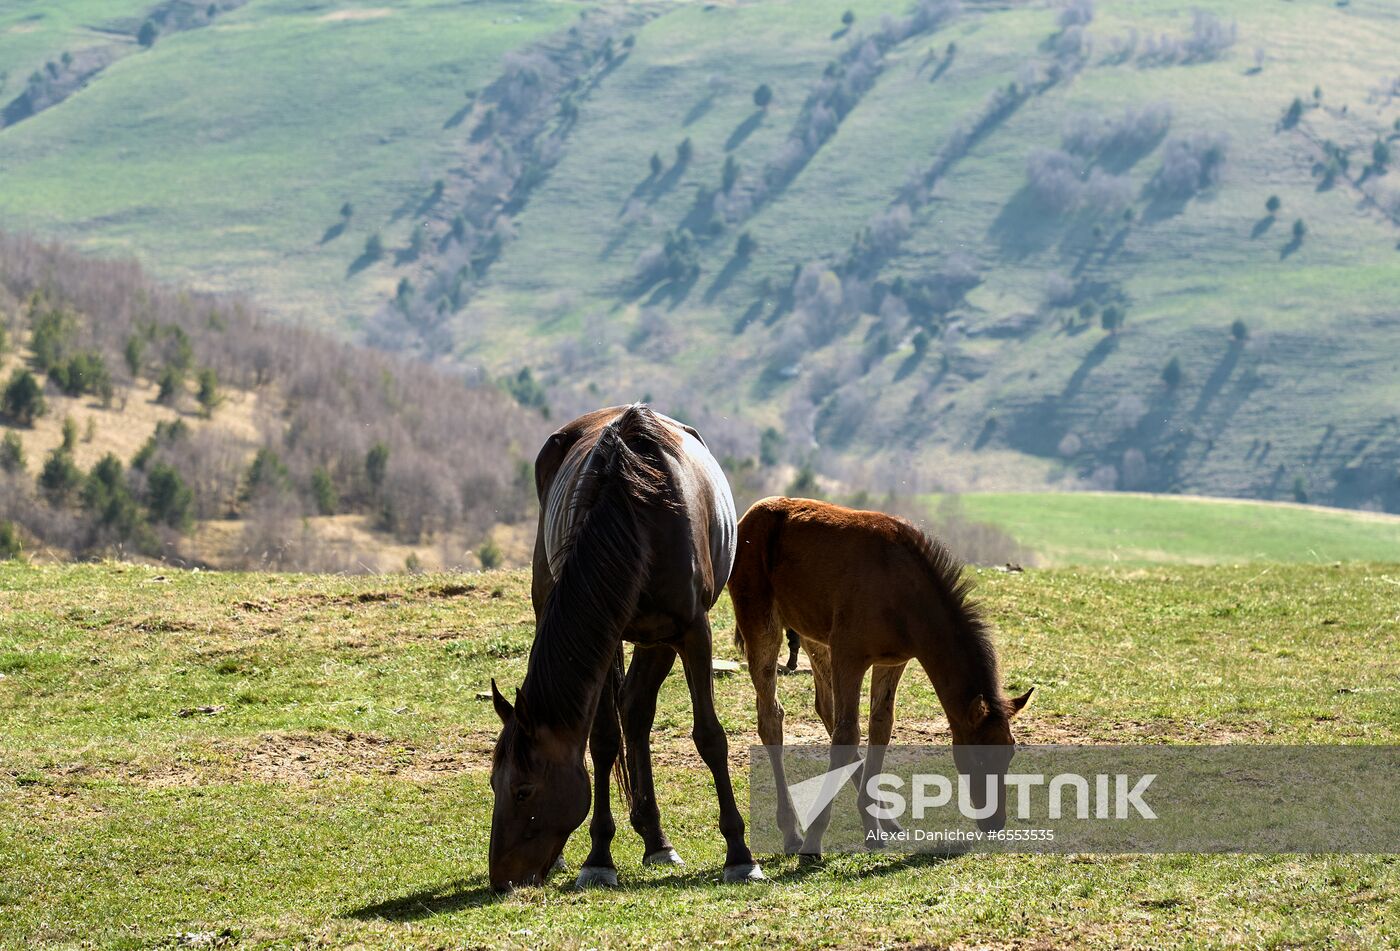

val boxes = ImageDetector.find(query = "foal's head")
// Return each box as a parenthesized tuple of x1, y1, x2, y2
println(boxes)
(487, 680, 591, 892)
(950, 687, 1034, 832)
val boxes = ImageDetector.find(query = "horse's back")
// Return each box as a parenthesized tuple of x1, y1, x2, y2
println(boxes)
(734, 496, 936, 652)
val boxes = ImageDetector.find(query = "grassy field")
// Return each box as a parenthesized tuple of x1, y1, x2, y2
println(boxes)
(930, 491, 1400, 566)
(2, 561, 1397, 948)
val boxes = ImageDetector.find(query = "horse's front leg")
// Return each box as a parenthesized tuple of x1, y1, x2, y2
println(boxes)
(576, 692, 622, 888)
(621, 644, 684, 865)
(677, 615, 765, 883)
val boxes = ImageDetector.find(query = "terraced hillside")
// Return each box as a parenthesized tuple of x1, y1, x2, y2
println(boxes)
(2, 0, 1398, 510)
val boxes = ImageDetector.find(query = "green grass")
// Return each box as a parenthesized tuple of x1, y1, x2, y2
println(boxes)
(2, 561, 1397, 947)
(931, 491, 1400, 565)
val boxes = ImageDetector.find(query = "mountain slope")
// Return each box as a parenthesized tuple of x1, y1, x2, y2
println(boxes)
(2, 0, 1398, 510)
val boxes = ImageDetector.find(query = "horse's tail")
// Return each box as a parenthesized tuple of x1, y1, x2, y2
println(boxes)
(538, 403, 675, 811)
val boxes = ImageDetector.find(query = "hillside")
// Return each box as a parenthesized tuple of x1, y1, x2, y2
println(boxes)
(0, 234, 546, 572)
(1, 0, 1398, 510)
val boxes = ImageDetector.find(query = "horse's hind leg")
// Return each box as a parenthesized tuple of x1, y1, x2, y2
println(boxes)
(577, 692, 622, 888)
(678, 614, 764, 883)
(806, 643, 837, 737)
(735, 592, 801, 853)
(621, 644, 683, 865)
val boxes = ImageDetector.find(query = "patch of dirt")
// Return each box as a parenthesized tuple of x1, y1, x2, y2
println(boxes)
(237, 730, 486, 783)
(319, 8, 393, 22)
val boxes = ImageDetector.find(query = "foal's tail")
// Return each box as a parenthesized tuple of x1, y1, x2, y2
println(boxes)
(729, 497, 786, 653)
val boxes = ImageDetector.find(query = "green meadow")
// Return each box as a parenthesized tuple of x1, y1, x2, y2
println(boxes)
(932, 491, 1400, 565)
(2, 561, 1396, 947)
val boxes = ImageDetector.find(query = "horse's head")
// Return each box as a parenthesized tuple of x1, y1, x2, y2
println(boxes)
(950, 686, 1033, 832)
(487, 679, 591, 892)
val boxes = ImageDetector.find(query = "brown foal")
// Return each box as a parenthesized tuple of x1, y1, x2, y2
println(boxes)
(728, 496, 1032, 859)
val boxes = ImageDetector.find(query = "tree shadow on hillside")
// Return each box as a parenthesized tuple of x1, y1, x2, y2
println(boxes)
(704, 252, 751, 303)
(733, 298, 765, 334)
(1063, 333, 1118, 399)
(725, 111, 764, 152)
(1190, 340, 1242, 420)
(1250, 215, 1275, 239)
(1280, 234, 1303, 259)
(683, 94, 716, 127)
(319, 221, 347, 245)
(346, 249, 379, 277)
(989, 186, 1061, 259)
(647, 158, 689, 204)
(444, 101, 474, 130)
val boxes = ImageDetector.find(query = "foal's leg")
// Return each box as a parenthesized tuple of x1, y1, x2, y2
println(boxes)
(621, 644, 683, 865)
(862, 662, 908, 844)
(798, 656, 865, 862)
(735, 599, 802, 853)
(677, 615, 765, 883)
(576, 694, 622, 887)
(806, 642, 837, 737)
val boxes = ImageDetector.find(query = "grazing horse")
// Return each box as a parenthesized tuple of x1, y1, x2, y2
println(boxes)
(728, 496, 1032, 859)
(488, 404, 764, 891)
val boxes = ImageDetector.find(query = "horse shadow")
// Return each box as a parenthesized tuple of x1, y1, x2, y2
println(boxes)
(346, 879, 499, 921)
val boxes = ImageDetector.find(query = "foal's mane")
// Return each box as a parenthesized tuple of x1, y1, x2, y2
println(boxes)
(890, 519, 1012, 719)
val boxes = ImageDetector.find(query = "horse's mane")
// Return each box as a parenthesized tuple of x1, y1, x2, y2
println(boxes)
(518, 403, 676, 739)
(890, 518, 1012, 720)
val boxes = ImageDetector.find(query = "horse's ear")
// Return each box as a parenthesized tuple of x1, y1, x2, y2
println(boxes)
(490, 678, 514, 723)
(1009, 687, 1034, 717)
(966, 694, 991, 729)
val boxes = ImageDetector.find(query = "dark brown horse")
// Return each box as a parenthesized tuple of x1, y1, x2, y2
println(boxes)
(488, 404, 764, 890)
(728, 496, 1032, 859)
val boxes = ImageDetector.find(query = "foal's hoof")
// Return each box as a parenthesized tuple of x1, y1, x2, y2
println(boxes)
(722, 862, 766, 884)
(574, 866, 619, 889)
(643, 848, 685, 866)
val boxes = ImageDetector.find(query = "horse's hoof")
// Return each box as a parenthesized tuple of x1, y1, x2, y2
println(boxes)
(722, 862, 766, 883)
(551, 855, 569, 872)
(644, 848, 684, 866)
(574, 866, 619, 889)
(797, 852, 823, 866)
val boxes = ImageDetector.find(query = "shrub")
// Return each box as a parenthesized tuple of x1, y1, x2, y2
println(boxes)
(366, 442, 389, 494)
(1101, 304, 1123, 333)
(1373, 138, 1391, 171)
(29, 306, 77, 372)
(1292, 218, 1307, 240)
(61, 415, 78, 453)
(753, 83, 773, 109)
(1283, 97, 1303, 128)
(137, 20, 158, 48)
(340, 201, 354, 219)
(1292, 475, 1308, 504)
(503, 367, 548, 414)
(156, 365, 185, 404)
(735, 231, 757, 259)
(1265, 195, 1281, 214)
(1057, 0, 1094, 29)
(1162, 356, 1182, 388)
(478, 536, 504, 570)
(786, 464, 820, 499)
(0, 432, 24, 474)
(81, 453, 143, 540)
(676, 137, 693, 165)
(0, 520, 21, 560)
(842, 10, 855, 27)
(196, 368, 221, 417)
(1231, 319, 1248, 341)
(311, 467, 338, 516)
(39, 448, 82, 505)
(759, 426, 783, 467)
(146, 463, 194, 531)
(50, 351, 112, 402)
(242, 448, 290, 503)
(124, 335, 145, 378)
(1152, 134, 1229, 199)
(2, 369, 46, 426)
(649, 152, 662, 177)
